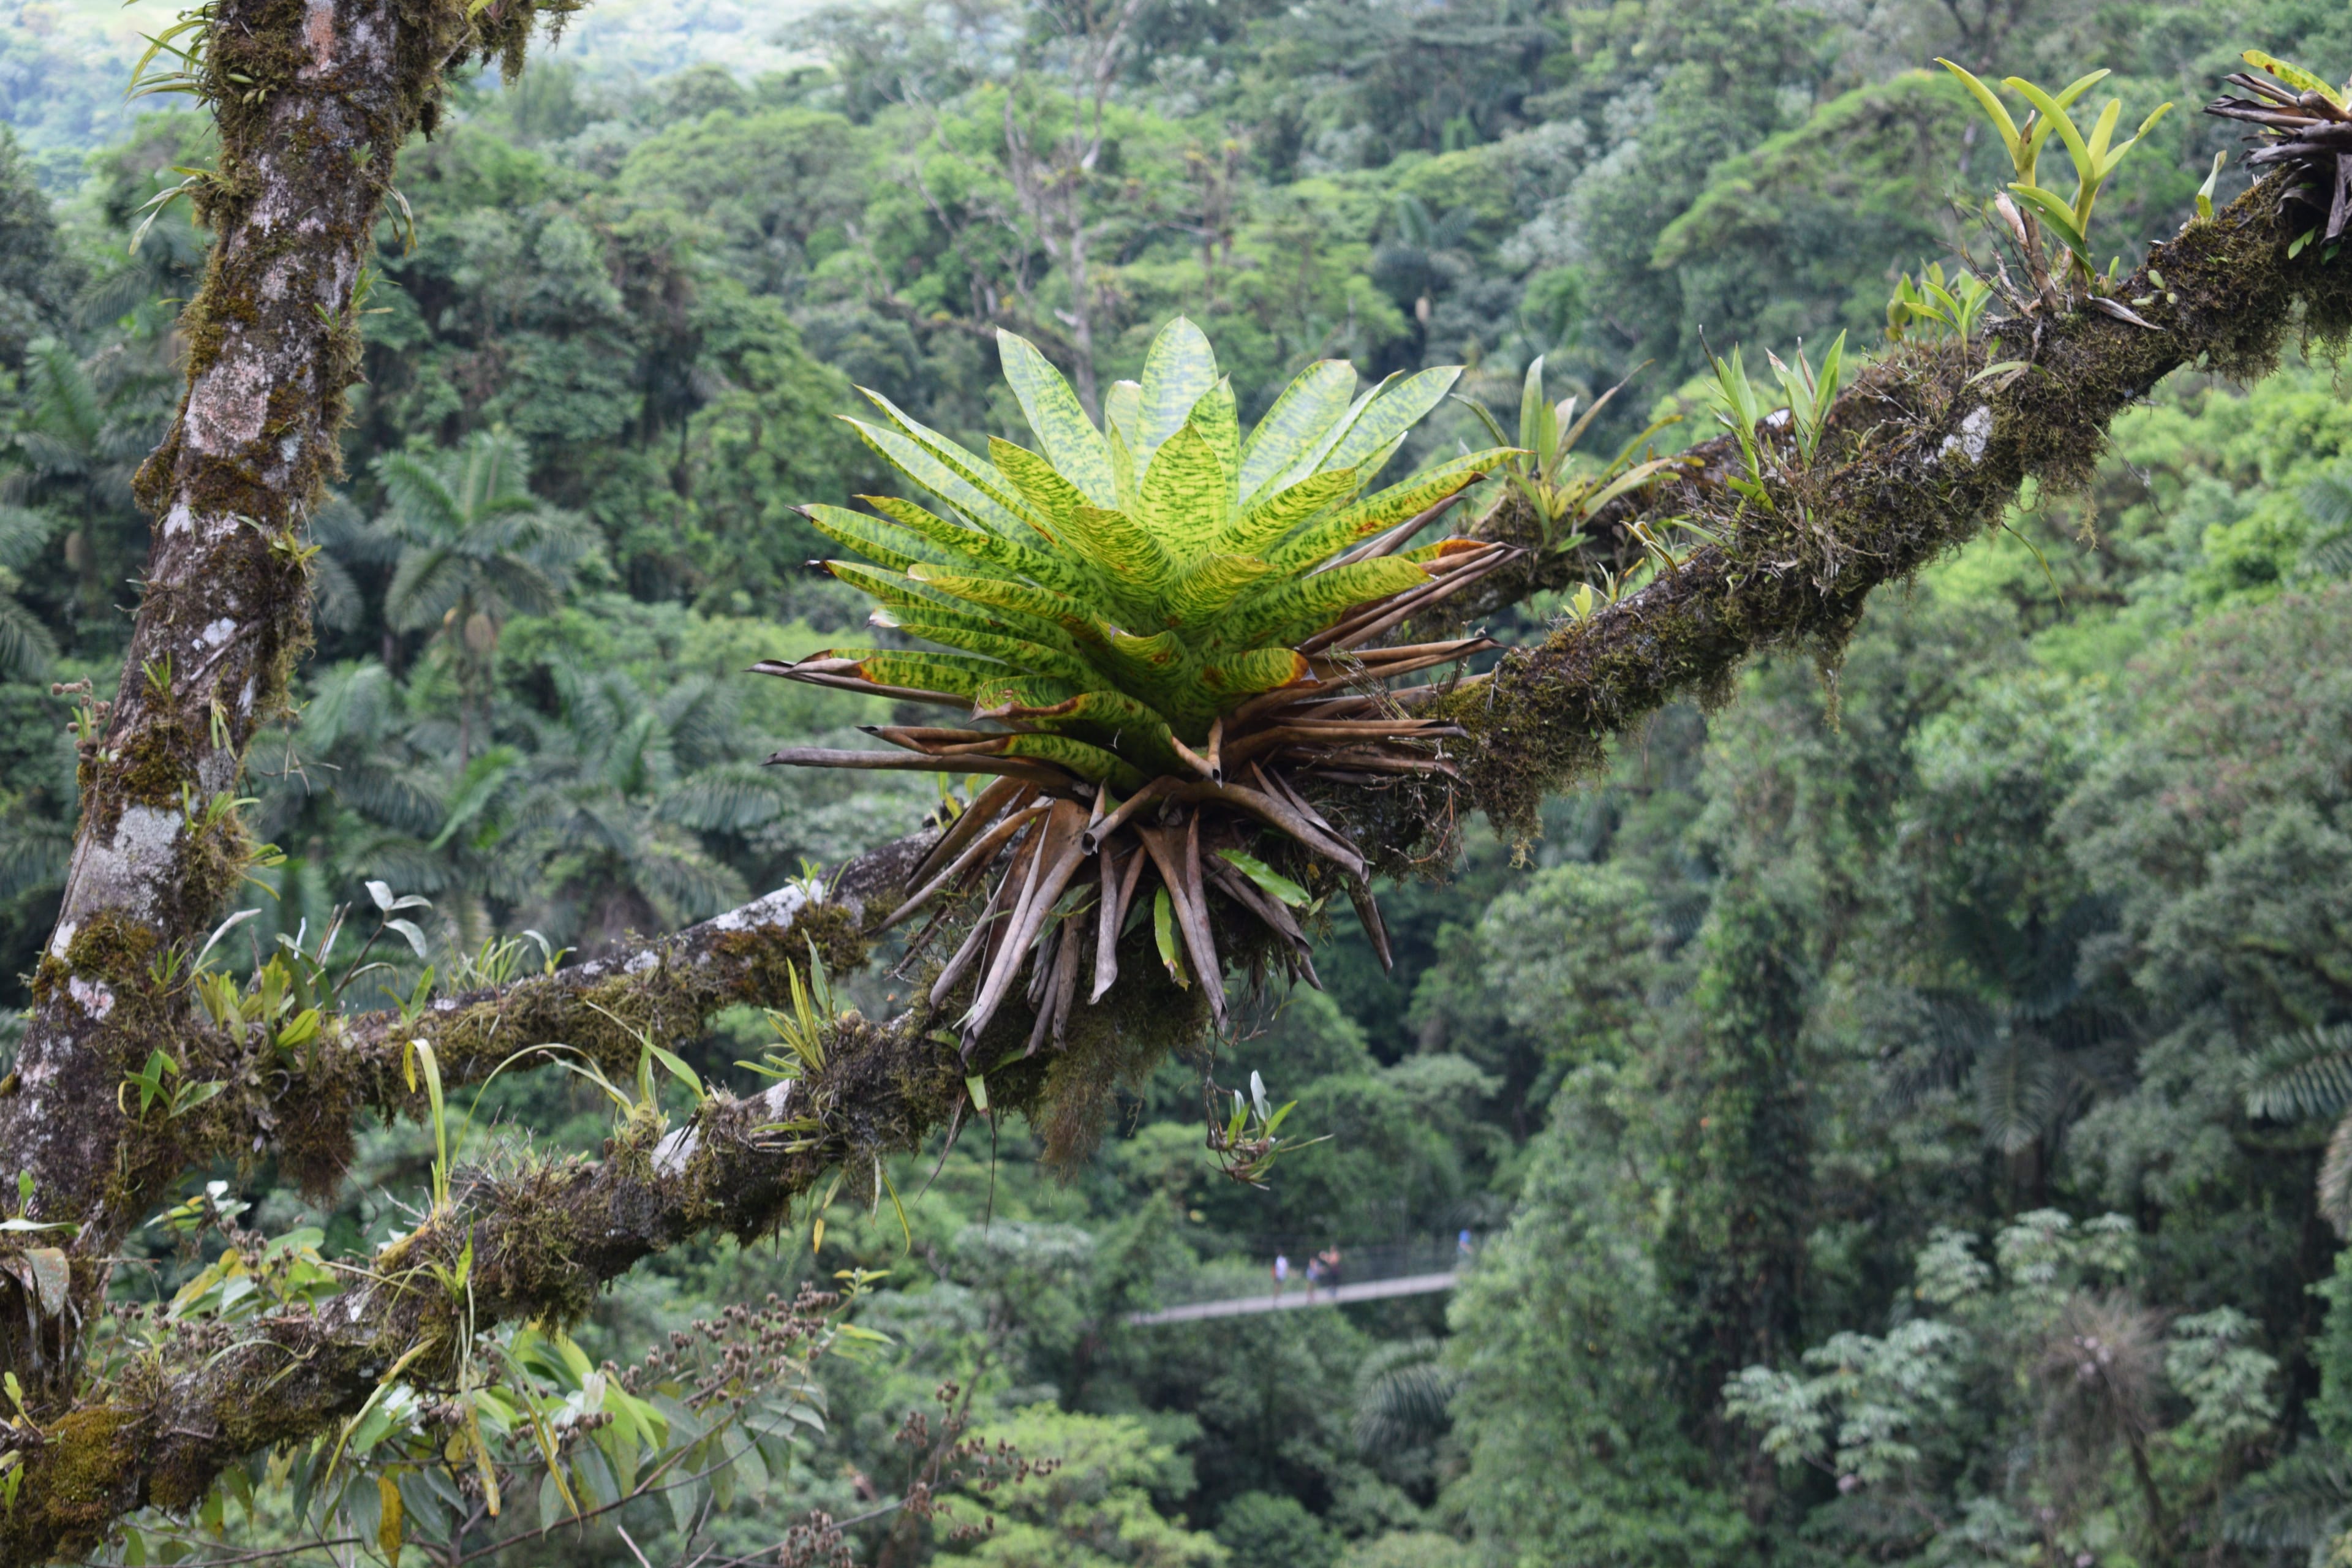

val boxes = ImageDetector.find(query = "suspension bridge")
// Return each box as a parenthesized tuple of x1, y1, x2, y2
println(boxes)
(1124, 1235, 1478, 1325)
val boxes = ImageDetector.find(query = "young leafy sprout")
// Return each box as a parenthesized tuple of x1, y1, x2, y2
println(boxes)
(1888, 263, 1994, 344)
(758, 318, 1523, 1049)
(1939, 61, 2172, 295)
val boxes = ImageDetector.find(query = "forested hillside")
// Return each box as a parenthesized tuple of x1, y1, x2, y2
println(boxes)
(4, 0, 2352, 1562)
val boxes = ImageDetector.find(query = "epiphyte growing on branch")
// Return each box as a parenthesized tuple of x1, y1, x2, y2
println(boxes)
(756, 318, 1525, 1049)
(2206, 51, 2352, 253)
(1452, 355, 1684, 555)
(1938, 61, 2173, 306)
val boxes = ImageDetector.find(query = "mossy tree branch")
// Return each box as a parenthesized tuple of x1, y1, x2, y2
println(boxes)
(1442, 178, 2350, 833)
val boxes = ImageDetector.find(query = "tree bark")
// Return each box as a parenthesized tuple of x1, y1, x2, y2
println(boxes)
(0, 0, 524, 1400)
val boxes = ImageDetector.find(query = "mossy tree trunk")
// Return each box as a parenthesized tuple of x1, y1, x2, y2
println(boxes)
(0, 5, 2346, 1551)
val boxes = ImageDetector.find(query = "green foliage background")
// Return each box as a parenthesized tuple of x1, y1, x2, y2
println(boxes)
(7, 0, 2352, 1561)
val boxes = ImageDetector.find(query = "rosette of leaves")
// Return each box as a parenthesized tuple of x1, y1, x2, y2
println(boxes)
(755, 318, 1520, 1049)
(2206, 50, 2352, 249)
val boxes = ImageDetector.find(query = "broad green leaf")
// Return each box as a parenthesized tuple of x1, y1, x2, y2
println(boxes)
(999, 733, 1148, 789)
(876, 612, 1106, 688)
(1136, 422, 1232, 562)
(2005, 183, 2091, 261)
(996, 329, 1118, 505)
(1097, 630, 1207, 717)
(1199, 647, 1312, 699)
(1518, 355, 1548, 455)
(2004, 78, 2097, 190)
(1324, 366, 1462, 473)
(1107, 415, 1137, 512)
(1279, 376, 1393, 490)
(1194, 377, 1241, 484)
(801, 504, 959, 574)
(1217, 557, 1429, 649)
(1103, 379, 1142, 449)
(873, 595, 1090, 662)
(2082, 97, 2123, 177)
(1936, 59, 2024, 165)
(1218, 468, 1361, 557)
(2243, 49, 2343, 108)
(1136, 317, 1217, 466)
(1265, 448, 1510, 571)
(826, 649, 1040, 704)
(905, 565, 1108, 642)
(862, 495, 1095, 600)
(1153, 886, 1185, 984)
(845, 418, 1045, 545)
(987, 438, 1091, 527)
(1238, 360, 1358, 502)
(825, 560, 963, 616)
(1058, 505, 1179, 614)
(1217, 848, 1310, 907)
(982, 689, 1181, 767)
(859, 389, 1058, 538)
(1166, 552, 1278, 629)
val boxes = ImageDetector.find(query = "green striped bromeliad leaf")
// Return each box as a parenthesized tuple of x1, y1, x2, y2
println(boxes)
(1135, 318, 1217, 468)
(905, 566, 1110, 645)
(1264, 449, 1509, 572)
(1098, 629, 1210, 718)
(1344, 432, 1409, 493)
(846, 417, 1048, 546)
(1106, 411, 1138, 513)
(1324, 366, 1462, 473)
(1135, 422, 1232, 564)
(1164, 552, 1277, 630)
(987, 438, 1091, 527)
(825, 560, 968, 616)
(1216, 558, 1429, 650)
(1200, 647, 1313, 699)
(996, 733, 1149, 790)
(859, 390, 1061, 540)
(816, 649, 1058, 706)
(995, 330, 1118, 507)
(1194, 377, 1240, 483)
(1103, 380, 1142, 451)
(877, 614, 1109, 690)
(873, 598, 1095, 668)
(981, 690, 1182, 768)
(1238, 360, 1358, 505)
(862, 495, 1098, 603)
(1275, 375, 1395, 492)
(1215, 469, 1360, 559)
(1058, 505, 1180, 616)
(1403, 538, 1491, 565)
(801, 504, 962, 575)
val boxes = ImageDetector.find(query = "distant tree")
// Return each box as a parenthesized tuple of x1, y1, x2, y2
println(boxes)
(368, 427, 598, 761)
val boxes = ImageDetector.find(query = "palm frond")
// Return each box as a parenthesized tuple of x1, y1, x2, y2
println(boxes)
(372, 451, 466, 541)
(661, 764, 797, 832)
(2242, 1024, 2352, 1121)
(0, 820, 72, 900)
(383, 546, 472, 633)
(0, 507, 58, 571)
(2225, 1449, 2352, 1550)
(1352, 1338, 1461, 1455)
(0, 595, 59, 682)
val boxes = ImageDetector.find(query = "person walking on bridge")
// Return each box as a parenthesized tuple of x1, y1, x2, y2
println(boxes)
(1272, 1253, 1291, 1299)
